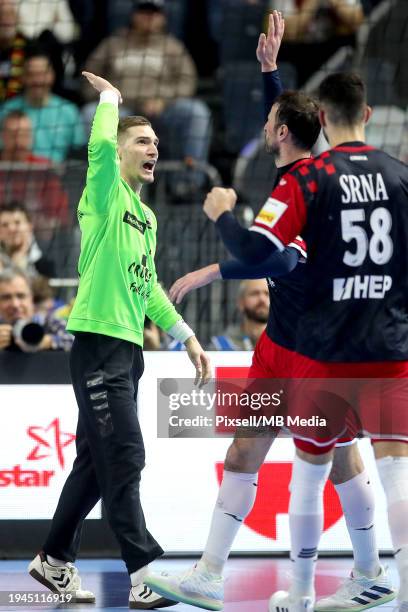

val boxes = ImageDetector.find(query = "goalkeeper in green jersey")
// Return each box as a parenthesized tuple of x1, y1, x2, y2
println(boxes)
(28, 72, 211, 610)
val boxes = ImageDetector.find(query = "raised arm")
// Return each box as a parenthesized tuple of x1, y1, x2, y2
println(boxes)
(81, 72, 123, 215)
(257, 10, 285, 120)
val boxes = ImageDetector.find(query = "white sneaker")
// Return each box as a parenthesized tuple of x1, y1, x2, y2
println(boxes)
(129, 574, 179, 609)
(269, 590, 314, 612)
(28, 551, 95, 603)
(315, 566, 396, 611)
(145, 564, 224, 611)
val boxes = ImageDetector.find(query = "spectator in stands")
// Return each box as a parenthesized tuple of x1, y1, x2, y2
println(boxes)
(0, 110, 51, 163)
(31, 274, 64, 316)
(82, 0, 211, 173)
(0, 49, 86, 162)
(271, 0, 364, 84)
(0, 268, 73, 351)
(0, 202, 56, 277)
(0, 0, 28, 101)
(0, 112, 69, 237)
(16, 0, 77, 44)
(210, 279, 269, 350)
(106, 0, 188, 41)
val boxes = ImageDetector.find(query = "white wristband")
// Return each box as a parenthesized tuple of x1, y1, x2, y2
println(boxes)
(99, 90, 119, 107)
(167, 320, 195, 344)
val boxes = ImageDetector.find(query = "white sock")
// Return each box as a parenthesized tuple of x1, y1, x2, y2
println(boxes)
(395, 548, 408, 603)
(130, 565, 149, 587)
(289, 455, 332, 598)
(46, 554, 68, 567)
(376, 456, 408, 601)
(335, 470, 380, 578)
(201, 470, 258, 574)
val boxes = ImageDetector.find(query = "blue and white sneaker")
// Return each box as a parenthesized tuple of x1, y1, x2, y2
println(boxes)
(315, 566, 396, 611)
(145, 564, 224, 611)
(269, 590, 314, 612)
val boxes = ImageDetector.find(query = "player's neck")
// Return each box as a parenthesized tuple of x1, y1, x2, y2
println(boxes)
(326, 125, 366, 148)
(121, 172, 142, 195)
(275, 147, 311, 168)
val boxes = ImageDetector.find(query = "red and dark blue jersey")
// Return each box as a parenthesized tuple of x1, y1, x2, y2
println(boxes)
(251, 142, 408, 362)
(220, 160, 309, 351)
(265, 161, 307, 351)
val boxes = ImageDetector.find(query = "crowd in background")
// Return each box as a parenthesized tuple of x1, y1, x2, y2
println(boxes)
(0, 0, 406, 350)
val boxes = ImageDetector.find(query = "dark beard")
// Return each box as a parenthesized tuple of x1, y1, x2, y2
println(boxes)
(265, 139, 280, 157)
(244, 307, 269, 324)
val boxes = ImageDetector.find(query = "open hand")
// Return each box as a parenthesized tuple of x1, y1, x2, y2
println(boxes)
(185, 336, 212, 387)
(82, 71, 123, 103)
(256, 10, 285, 71)
(170, 264, 221, 304)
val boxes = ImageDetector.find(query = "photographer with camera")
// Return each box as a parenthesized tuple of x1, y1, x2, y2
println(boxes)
(0, 268, 73, 352)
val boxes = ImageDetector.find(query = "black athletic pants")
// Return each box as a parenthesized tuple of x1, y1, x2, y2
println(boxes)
(43, 332, 163, 573)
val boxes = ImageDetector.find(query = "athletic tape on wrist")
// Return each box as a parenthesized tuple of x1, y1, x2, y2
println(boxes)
(167, 320, 195, 343)
(99, 90, 119, 106)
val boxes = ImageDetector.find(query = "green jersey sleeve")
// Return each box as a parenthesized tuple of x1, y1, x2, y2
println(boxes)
(84, 102, 120, 214)
(146, 278, 181, 332)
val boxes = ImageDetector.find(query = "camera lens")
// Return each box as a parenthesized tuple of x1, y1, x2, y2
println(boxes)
(20, 322, 45, 345)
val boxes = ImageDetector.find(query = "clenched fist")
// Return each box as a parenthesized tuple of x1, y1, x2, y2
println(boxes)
(203, 187, 237, 222)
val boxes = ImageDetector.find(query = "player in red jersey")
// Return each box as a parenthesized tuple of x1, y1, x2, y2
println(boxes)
(145, 14, 400, 612)
(199, 72, 408, 612)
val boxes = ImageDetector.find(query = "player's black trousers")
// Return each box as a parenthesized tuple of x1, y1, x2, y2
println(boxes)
(43, 332, 163, 573)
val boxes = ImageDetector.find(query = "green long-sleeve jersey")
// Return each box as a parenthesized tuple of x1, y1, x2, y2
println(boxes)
(67, 101, 181, 347)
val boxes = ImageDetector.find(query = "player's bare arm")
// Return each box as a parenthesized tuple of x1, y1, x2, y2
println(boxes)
(169, 264, 221, 304)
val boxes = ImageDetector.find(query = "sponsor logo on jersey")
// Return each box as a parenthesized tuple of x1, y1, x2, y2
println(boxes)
(123, 211, 152, 234)
(256, 198, 288, 228)
(128, 254, 153, 283)
(333, 275, 392, 301)
(340, 173, 389, 204)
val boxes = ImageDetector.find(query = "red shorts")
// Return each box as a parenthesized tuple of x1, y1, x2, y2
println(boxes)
(247, 332, 354, 450)
(248, 330, 295, 379)
(290, 354, 408, 454)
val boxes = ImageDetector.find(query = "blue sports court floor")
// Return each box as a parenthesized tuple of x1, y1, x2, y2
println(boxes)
(0, 557, 399, 611)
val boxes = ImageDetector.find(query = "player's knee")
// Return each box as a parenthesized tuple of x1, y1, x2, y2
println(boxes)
(224, 440, 263, 472)
(330, 443, 363, 485)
